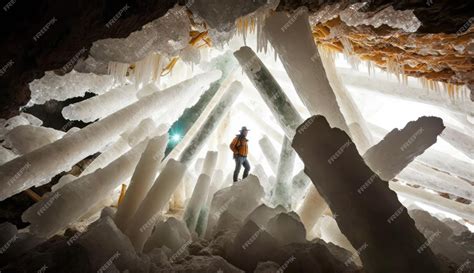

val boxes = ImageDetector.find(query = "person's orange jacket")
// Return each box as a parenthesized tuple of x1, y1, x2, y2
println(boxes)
(230, 136, 248, 156)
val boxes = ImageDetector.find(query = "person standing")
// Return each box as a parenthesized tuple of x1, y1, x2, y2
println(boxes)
(230, 126, 251, 182)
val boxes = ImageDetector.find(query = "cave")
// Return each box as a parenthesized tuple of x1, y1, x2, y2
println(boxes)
(0, 0, 473, 272)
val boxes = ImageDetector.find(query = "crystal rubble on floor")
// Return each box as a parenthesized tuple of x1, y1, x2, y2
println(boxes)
(3, 125, 64, 155)
(28, 70, 115, 105)
(258, 136, 279, 174)
(0, 70, 221, 201)
(243, 204, 287, 229)
(126, 159, 187, 252)
(226, 210, 360, 272)
(205, 174, 264, 240)
(266, 212, 307, 246)
(0, 222, 44, 263)
(271, 138, 296, 209)
(408, 209, 474, 267)
(22, 138, 151, 238)
(77, 216, 139, 272)
(114, 134, 169, 232)
(143, 217, 191, 254)
(158, 255, 244, 273)
(292, 115, 442, 273)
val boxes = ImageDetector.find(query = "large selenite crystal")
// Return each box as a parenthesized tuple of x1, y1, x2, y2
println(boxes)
(28, 70, 114, 105)
(263, 11, 349, 133)
(0, 113, 42, 135)
(62, 84, 138, 122)
(440, 125, 474, 159)
(293, 115, 442, 273)
(3, 125, 64, 155)
(178, 81, 243, 165)
(338, 67, 474, 117)
(258, 136, 279, 173)
(297, 186, 328, 233)
(126, 159, 186, 252)
(233, 46, 303, 139)
(368, 122, 474, 183)
(81, 118, 160, 177)
(90, 6, 191, 63)
(114, 134, 168, 232)
(0, 70, 221, 201)
(183, 174, 211, 233)
(22, 141, 148, 238)
(363, 116, 445, 181)
(271, 138, 296, 209)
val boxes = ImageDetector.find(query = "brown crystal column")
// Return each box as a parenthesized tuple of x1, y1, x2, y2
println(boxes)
(292, 115, 442, 273)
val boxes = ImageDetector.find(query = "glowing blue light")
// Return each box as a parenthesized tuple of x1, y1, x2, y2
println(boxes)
(171, 134, 181, 142)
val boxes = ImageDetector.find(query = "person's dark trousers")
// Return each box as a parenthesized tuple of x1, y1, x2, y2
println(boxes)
(233, 156, 251, 182)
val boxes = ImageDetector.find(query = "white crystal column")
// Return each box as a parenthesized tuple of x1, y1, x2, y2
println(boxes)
(440, 126, 474, 159)
(207, 169, 225, 205)
(126, 159, 186, 252)
(81, 118, 157, 176)
(398, 162, 474, 200)
(318, 47, 373, 153)
(22, 141, 148, 238)
(338, 67, 474, 116)
(297, 186, 328, 233)
(178, 81, 243, 165)
(272, 138, 296, 208)
(216, 144, 230, 171)
(258, 136, 279, 174)
(114, 134, 168, 232)
(0, 70, 221, 201)
(201, 151, 218, 176)
(234, 46, 303, 139)
(62, 85, 138, 122)
(291, 170, 311, 208)
(390, 182, 474, 222)
(263, 11, 349, 133)
(368, 122, 474, 182)
(183, 174, 211, 233)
